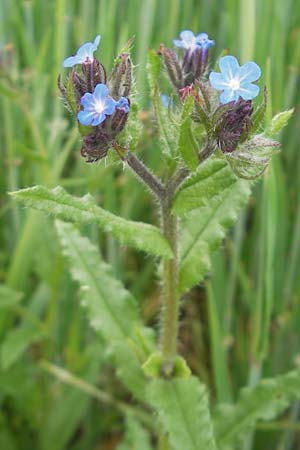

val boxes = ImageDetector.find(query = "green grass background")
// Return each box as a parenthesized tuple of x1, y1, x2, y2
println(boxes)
(0, 0, 300, 449)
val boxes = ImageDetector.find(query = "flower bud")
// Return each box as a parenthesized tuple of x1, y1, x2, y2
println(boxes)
(81, 59, 107, 92)
(80, 128, 111, 162)
(214, 99, 253, 153)
(158, 44, 183, 89)
(109, 53, 132, 98)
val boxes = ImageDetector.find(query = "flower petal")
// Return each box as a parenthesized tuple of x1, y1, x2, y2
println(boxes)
(103, 97, 117, 115)
(63, 56, 79, 67)
(237, 82, 260, 100)
(173, 39, 185, 48)
(195, 32, 215, 49)
(219, 55, 239, 81)
(196, 32, 208, 41)
(77, 110, 94, 126)
(209, 72, 228, 90)
(220, 88, 239, 104)
(80, 92, 93, 107)
(77, 42, 95, 61)
(91, 113, 105, 126)
(116, 97, 130, 112)
(93, 35, 101, 49)
(238, 61, 261, 83)
(94, 83, 109, 100)
(180, 30, 196, 46)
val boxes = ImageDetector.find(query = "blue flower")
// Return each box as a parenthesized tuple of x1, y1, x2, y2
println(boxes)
(63, 35, 101, 68)
(77, 83, 117, 126)
(173, 30, 214, 51)
(161, 94, 170, 108)
(209, 55, 261, 104)
(115, 97, 130, 113)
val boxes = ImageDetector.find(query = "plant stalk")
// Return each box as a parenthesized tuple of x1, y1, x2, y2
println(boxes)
(121, 149, 165, 200)
(160, 199, 180, 362)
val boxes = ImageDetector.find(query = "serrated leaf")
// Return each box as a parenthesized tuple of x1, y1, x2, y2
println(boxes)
(226, 135, 280, 180)
(265, 108, 294, 136)
(148, 377, 217, 450)
(172, 158, 237, 216)
(11, 185, 172, 259)
(1, 326, 43, 370)
(179, 177, 251, 293)
(55, 221, 147, 399)
(178, 95, 199, 171)
(213, 369, 300, 450)
(117, 414, 153, 450)
(0, 285, 23, 308)
(147, 50, 178, 157)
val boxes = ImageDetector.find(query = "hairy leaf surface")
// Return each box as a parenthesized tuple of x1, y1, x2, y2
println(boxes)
(213, 369, 300, 450)
(11, 185, 172, 259)
(148, 377, 217, 450)
(147, 49, 178, 157)
(56, 221, 147, 399)
(172, 158, 237, 215)
(177, 95, 199, 171)
(179, 173, 251, 293)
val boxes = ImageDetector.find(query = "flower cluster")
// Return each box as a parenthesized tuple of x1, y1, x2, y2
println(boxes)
(59, 36, 132, 162)
(59, 30, 266, 173)
(159, 30, 215, 90)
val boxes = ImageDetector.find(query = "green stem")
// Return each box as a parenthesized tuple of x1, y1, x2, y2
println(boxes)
(160, 201, 180, 362)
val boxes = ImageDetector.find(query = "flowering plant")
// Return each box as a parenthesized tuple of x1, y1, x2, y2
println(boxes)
(12, 30, 294, 449)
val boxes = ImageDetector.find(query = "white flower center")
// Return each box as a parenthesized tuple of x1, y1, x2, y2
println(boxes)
(94, 99, 105, 114)
(228, 78, 240, 91)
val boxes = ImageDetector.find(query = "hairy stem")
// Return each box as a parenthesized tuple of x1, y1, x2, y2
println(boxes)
(124, 150, 165, 200)
(160, 198, 180, 363)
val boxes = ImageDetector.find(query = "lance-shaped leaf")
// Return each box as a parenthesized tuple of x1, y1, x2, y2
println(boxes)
(265, 108, 294, 137)
(55, 221, 147, 399)
(178, 95, 199, 171)
(172, 158, 237, 216)
(148, 377, 217, 450)
(11, 185, 172, 259)
(147, 49, 178, 158)
(179, 177, 251, 293)
(213, 369, 300, 450)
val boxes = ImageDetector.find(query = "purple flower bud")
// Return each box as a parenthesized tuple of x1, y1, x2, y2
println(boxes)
(215, 99, 253, 153)
(81, 128, 111, 162)
(82, 59, 107, 92)
(158, 44, 183, 89)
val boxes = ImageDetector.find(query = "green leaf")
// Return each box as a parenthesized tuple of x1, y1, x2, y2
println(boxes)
(226, 135, 280, 180)
(148, 377, 217, 450)
(265, 108, 294, 136)
(0, 285, 23, 308)
(147, 49, 178, 158)
(1, 326, 43, 370)
(11, 185, 172, 259)
(179, 176, 251, 293)
(172, 158, 238, 215)
(213, 369, 300, 450)
(55, 220, 147, 399)
(178, 95, 199, 171)
(117, 414, 153, 450)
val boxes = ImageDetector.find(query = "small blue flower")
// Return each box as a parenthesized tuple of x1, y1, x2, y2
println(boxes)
(116, 97, 130, 113)
(63, 35, 101, 68)
(161, 94, 170, 108)
(209, 55, 261, 104)
(173, 30, 214, 51)
(77, 83, 117, 126)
